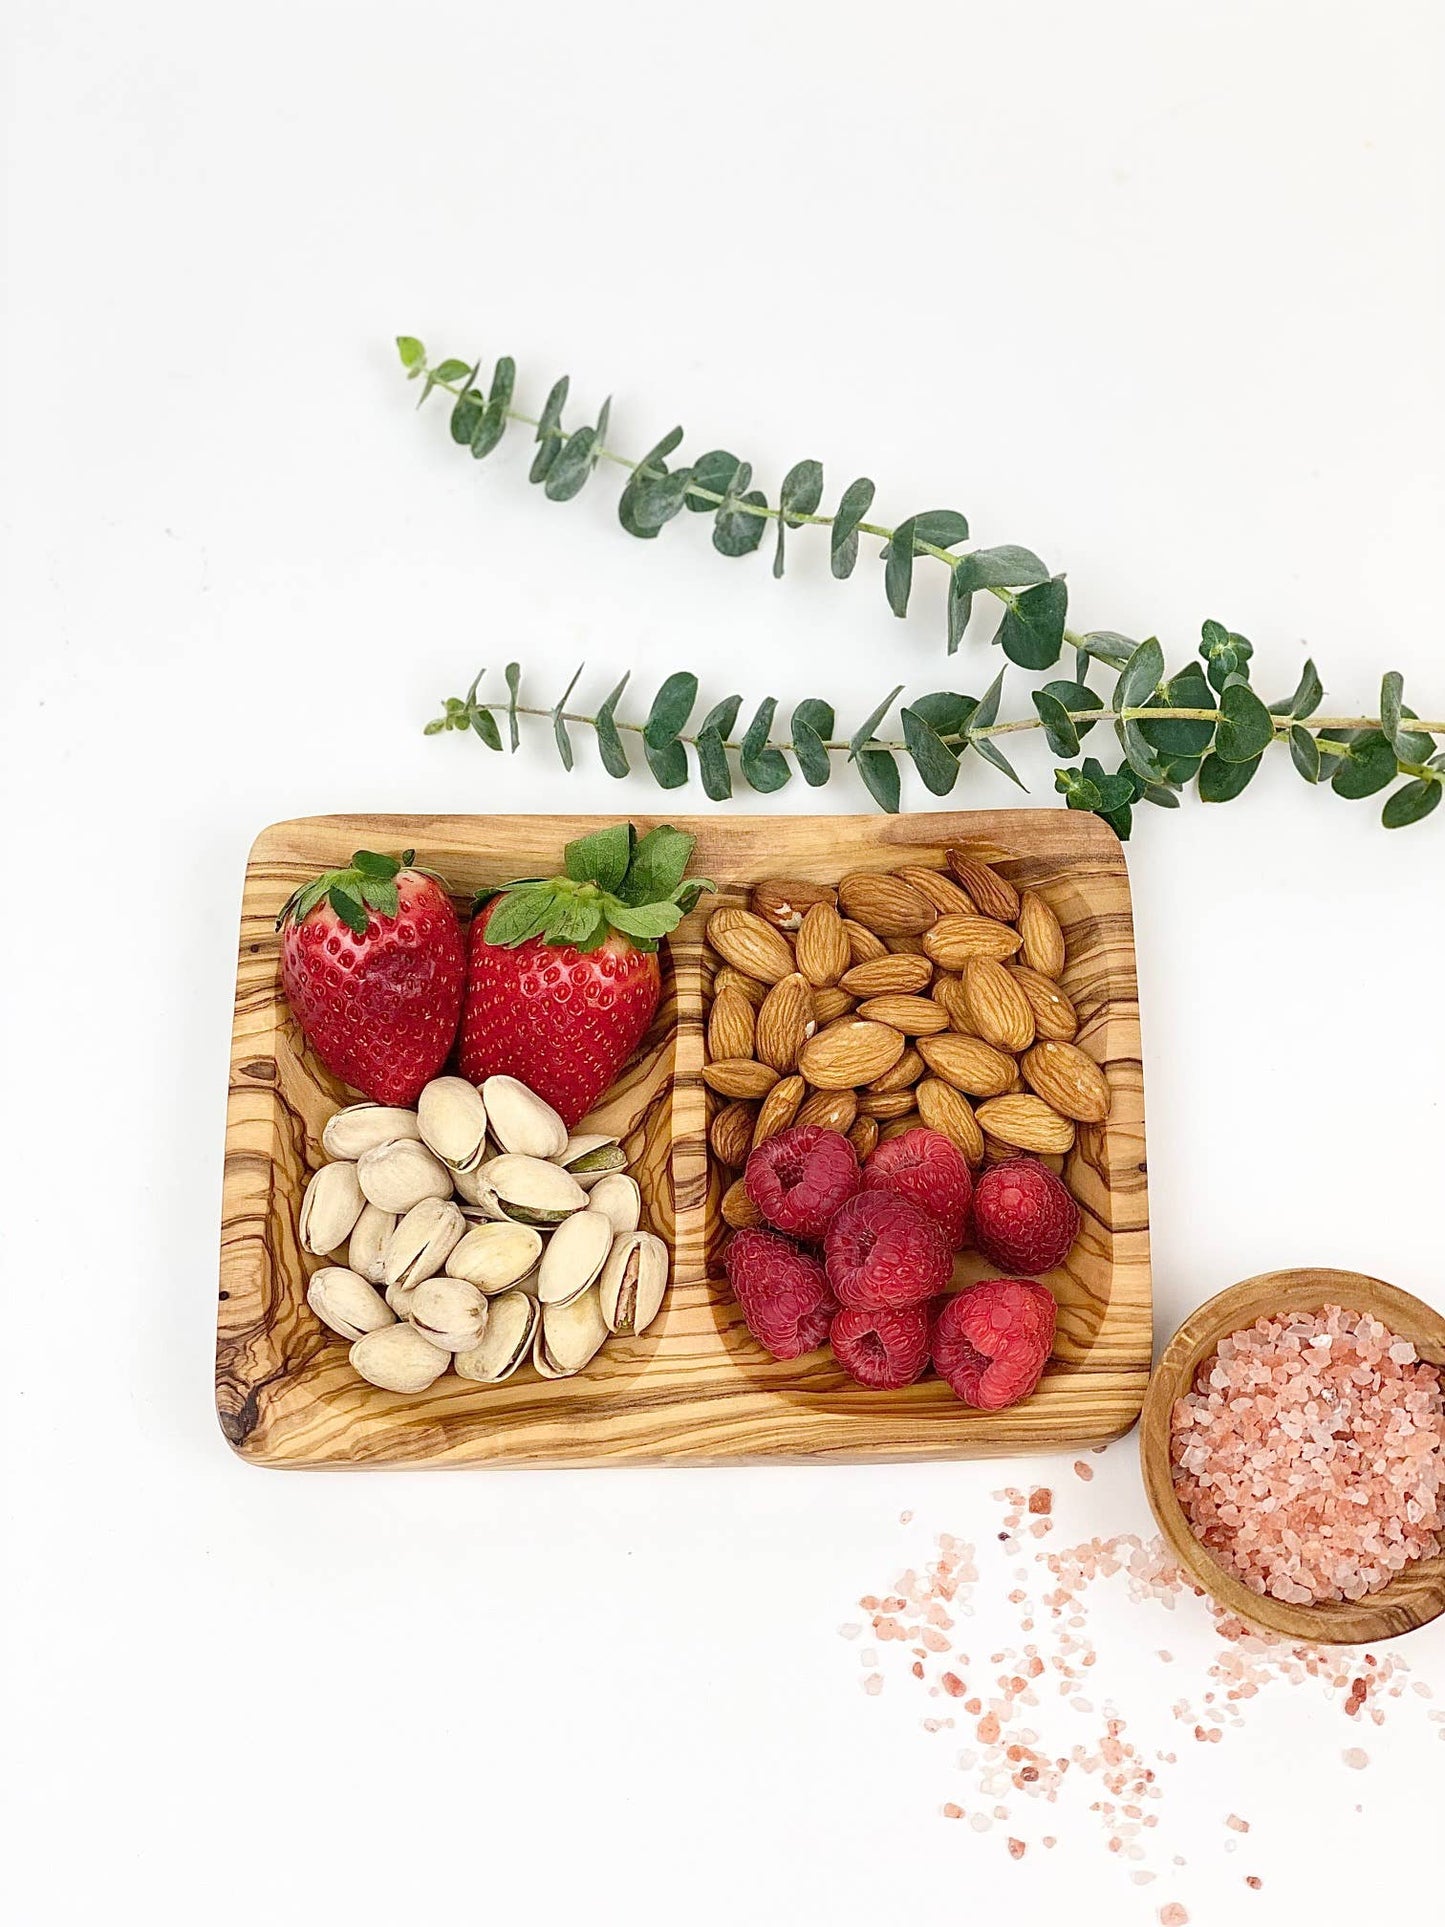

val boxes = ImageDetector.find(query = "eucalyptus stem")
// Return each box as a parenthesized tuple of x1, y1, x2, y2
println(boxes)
(400, 337, 1444, 833)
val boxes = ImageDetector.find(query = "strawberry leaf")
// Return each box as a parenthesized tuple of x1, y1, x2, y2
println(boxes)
(483, 886, 560, 947)
(546, 895, 610, 947)
(565, 823, 634, 894)
(327, 884, 368, 936)
(359, 879, 399, 920)
(600, 895, 684, 941)
(617, 825, 696, 906)
(351, 850, 402, 881)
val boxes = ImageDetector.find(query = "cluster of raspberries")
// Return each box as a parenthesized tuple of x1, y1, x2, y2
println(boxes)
(724, 1124, 1076, 1408)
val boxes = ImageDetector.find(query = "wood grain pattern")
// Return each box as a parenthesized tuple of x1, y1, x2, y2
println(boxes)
(1140, 1268, 1445, 1643)
(218, 810, 1151, 1467)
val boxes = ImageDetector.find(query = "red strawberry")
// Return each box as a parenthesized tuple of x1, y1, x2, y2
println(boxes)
(278, 850, 465, 1105)
(458, 823, 712, 1127)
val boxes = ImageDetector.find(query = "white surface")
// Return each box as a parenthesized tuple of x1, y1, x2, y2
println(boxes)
(3, 2, 1443, 1922)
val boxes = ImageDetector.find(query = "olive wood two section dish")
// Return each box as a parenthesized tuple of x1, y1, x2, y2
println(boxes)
(218, 811, 1150, 1466)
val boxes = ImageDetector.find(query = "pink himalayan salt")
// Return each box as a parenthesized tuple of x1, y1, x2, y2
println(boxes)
(1170, 1304, 1445, 1605)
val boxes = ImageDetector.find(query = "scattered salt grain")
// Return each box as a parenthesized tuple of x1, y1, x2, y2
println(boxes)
(1342, 1747, 1368, 1769)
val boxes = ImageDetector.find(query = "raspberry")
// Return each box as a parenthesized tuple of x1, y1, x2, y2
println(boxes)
(823, 1189, 952, 1311)
(932, 1279, 1057, 1410)
(744, 1125, 860, 1240)
(862, 1126, 973, 1250)
(724, 1227, 837, 1359)
(831, 1304, 931, 1390)
(971, 1157, 1080, 1274)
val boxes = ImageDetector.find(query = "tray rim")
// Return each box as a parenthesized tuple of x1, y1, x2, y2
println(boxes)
(218, 808, 1151, 1468)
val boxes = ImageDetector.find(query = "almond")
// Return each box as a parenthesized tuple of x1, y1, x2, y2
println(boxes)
(701, 1058, 780, 1100)
(867, 1046, 925, 1094)
(1021, 1040, 1111, 1123)
(1018, 889, 1066, 978)
(857, 1088, 918, 1120)
(795, 1088, 859, 1134)
(855, 994, 951, 1036)
(983, 1134, 1017, 1165)
(842, 918, 888, 965)
(710, 1101, 757, 1167)
(794, 900, 852, 987)
(752, 1073, 807, 1147)
(799, 1018, 907, 1090)
(916, 1078, 985, 1164)
(755, 972, 815, 1073)
(846, 1116, 880, 1161)
(839, 954, 934, 997)
(958, 958, 1036, 1052)
(810, 986, 856, 1026)
(931, 974, 972, 1033)
(894, 864, 977, 916)
(721, 1178, 763, 1229)
(974, 1094, 1076, 1154)
(879, 1112, 924, 1141)
(944, 850, 1020, 922)
(705, 907, 797, 985)
(915, 1032, 1018, 1098)
(707, 988, 756, 1062)
(1006, 964, 1078, 1041)
(837, 872, 937, 937)
(923, 914, 1023, 969)
(885, 933, 929, 956)
(713, 965, 768, 1011)
(751, 878, 838, 932)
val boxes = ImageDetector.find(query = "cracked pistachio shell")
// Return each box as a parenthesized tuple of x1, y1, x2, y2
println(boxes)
(445, 1220, 543, 1294)
(417, 1076, 489, 1173)
(408, 1276, 488, 1353)
(473, 1154, 588, 1226)
(454, 1289, 538, 1383)
(347, 1203, 397, 1285)
(481, 1076, 569, 1160)
(586, 1172, 642, 1236)
(357, 1138, 453, 1213)
(537, 1206, 614, 1306)
(307, 1265, 396, 1342)
(299, 1160, 365, 1256)
(382, 1197, 466, 1291)
(534, 1285, 609, 1377)
(349, 1322, 451, 1393)
(559, 1133, 628, 1185)
(321, 1103, 422, 1161)
(385, 1278, 417, 1318)
(598, 1231, 669, 1337)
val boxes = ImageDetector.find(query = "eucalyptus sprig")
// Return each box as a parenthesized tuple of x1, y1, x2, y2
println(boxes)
(400, 338, 1443, 832)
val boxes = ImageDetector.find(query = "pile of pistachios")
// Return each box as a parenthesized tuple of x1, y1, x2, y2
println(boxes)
(298, 1073, 669, 1393)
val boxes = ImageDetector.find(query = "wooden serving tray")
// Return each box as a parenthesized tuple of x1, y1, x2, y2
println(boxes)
(218, 812, 1150, 1467)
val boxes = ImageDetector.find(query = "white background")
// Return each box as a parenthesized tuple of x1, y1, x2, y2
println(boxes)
(3, 3, 1443, 1922)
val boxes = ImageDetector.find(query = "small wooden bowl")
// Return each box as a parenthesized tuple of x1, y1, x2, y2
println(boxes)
(1140, 1268, 1445, 1644)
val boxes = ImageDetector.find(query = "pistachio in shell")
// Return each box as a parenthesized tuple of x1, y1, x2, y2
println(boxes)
(347, 1202, 398, 1285)
(445, 1220, 543, 1294)
(472, 1154, 588, 1227)
(454, 1289, 539, 1383)
(348, 1322, 451, 1393)
(417, 1076, 489, 1173)
(586, 1172, 642, 1236)
(407, 1276, 488, 1353)
(558, 1133, 628, 1185)
(321, 1103, 422, 1161)
(598, 1231, 669, 1337)
(299, 1160, 365, 1256)
(382, 1197, 466, 1291)
(356, 1138, 453, 1214)
(307, 1266, 396, 1342)
(482, 1076, 569, 1160)
(537, 1206, 614, 1306)
(534, 1285, 609, 1377)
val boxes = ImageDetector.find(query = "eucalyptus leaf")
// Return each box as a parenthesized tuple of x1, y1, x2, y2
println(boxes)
(998, 577, 1067, 670)
(1214, 682, 1275, 762)
(856, 747, 901, 813)
(951, 546, 1050, 594)
(1042, 680, 1103, 738)
(831, 477, 876, 579)
(1330, 731, 1398, 800)
(713, 483, 769, 557)
(1380, 671, 1403, 748)
(644, 671, 698, 748)
(595, 675, 630, 778)
(884, 517, 918, 617)
(1381, 778, 1442, 828)
(550, 663, 584, 772)
(780, 459, 824, 526)
(946, 569, 972, 654)
(643, 736, 690, 789)
(1289, 725, 1321, 784)
(687, 449, 743, 508)
(528, 376, 570, 484)
(504, 661, 521, 751)
(1032, 689, 1080, 758)
(450, 373, 484, 446)
(901, 707, 961, 795)
(544, 423, 601, 502)
(470, 706, 502, 751)
(1140, 666, 1214, 756)
(1198, 752, 1262, 801)
(1268, 657, 1323, 721)
(618, 427, 685, 537)
(791, 697, 835, 786)
(740, 697, 791, 792)
(471, 356, 516, 459)
(396, 336, 426, 371)
(696, 727, 732, 800)
(699, 694, 743, 740)
(1116, 638, 1165, 711)
(908, 691, 976, 736)
(849, 685, 904, 758)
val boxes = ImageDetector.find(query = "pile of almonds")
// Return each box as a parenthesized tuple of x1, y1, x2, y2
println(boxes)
(296, 1073, 668, 1393)
(701, 847, 1112, 1230)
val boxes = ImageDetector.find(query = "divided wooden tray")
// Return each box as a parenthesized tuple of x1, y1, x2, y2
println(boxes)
(218, 811, 1151, 1466)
